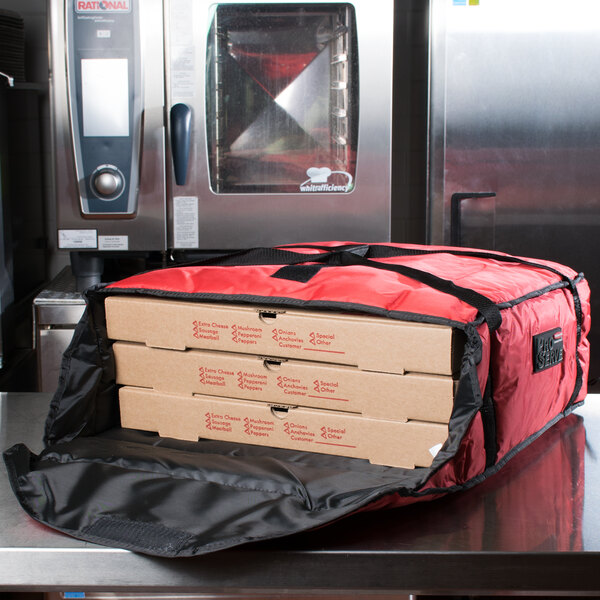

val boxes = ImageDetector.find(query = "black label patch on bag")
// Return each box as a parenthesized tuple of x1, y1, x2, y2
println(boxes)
(533, 328, 564, 373)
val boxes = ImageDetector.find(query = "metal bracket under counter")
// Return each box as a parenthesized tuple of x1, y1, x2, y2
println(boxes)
(33, 267, 86, 392)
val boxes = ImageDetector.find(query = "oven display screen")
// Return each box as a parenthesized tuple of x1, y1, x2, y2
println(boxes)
(81, 58, 129, 137)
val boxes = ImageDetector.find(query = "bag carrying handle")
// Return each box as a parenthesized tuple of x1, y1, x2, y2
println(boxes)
(172, 241, 583, 336)
(269, 247, 503, 333)
(177, 244, 503, 333)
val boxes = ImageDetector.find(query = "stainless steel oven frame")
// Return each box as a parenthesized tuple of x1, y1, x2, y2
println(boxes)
(49, 0, 394, 257)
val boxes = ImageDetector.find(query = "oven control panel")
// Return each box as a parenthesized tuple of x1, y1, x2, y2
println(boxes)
(67, 0, 141, 216)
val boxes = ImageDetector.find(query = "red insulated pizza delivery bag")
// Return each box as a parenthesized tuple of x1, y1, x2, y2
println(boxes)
(2, 242, 590, 556)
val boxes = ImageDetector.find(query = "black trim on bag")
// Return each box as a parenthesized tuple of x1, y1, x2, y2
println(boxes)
(496, 274, 586, 310)
(407, 403, 584, 499)
(565, 278, 585, 411)
(104, 273, 584, 329)
(480, 375, 497, 468)
(2, 444, 43, 522)
(98, 287, 471, 330)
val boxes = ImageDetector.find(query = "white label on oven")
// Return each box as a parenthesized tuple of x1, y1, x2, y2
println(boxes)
(58, 229, 98, 249)
(172, 45, 194, 72)
(171, 0, 194, 45)
(98, 235, 128, 250)
(97, 30, 111, 39)
(170, 46, 195, 97)
(170, 0, 195, 97)
(171, 68, 195, 97)
(173, 196, 199, 248)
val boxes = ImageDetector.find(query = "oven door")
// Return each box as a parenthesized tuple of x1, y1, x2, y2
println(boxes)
(165, 0, 393, 250)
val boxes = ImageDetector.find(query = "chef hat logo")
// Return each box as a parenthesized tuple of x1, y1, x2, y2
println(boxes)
(306, 167, 332, 183)
(300, 167, 354, 192)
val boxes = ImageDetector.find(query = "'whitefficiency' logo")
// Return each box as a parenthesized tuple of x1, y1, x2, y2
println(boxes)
(300, 167, 353, 193)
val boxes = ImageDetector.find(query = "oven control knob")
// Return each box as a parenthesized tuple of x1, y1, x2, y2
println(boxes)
(93, 169, 123, 198)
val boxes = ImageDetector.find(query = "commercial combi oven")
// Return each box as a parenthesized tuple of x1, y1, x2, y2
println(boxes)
(49, 0, 393, 278)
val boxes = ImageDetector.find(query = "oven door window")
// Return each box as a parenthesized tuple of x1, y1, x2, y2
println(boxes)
(206, 3, 358, 194)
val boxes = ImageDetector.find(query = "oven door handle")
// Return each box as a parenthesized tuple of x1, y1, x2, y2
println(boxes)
(450, 191, 496, 246)
(170, 103, 192, 186)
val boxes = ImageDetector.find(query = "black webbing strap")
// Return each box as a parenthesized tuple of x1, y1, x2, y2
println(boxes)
(173, 242, 584, 337)
(179, 242, 573, 285)
(565, 279, 585, 411)
(174, 246, 334, 267)
(279, 242, 577, 284)
(173, 244, 504, 331)
(253, 243, 584, 425)
(275, 243, 586, 360)
(480, 374, 498, 468)
(270, 248, 503, 333)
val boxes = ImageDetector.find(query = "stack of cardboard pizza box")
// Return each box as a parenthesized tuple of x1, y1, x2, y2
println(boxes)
(106, 296, 461, 468)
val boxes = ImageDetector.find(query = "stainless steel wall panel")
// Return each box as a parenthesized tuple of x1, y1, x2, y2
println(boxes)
(428, 0, 600, 376)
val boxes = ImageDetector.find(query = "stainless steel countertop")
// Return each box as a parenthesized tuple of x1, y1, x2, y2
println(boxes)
(2, 392, 600, 594)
